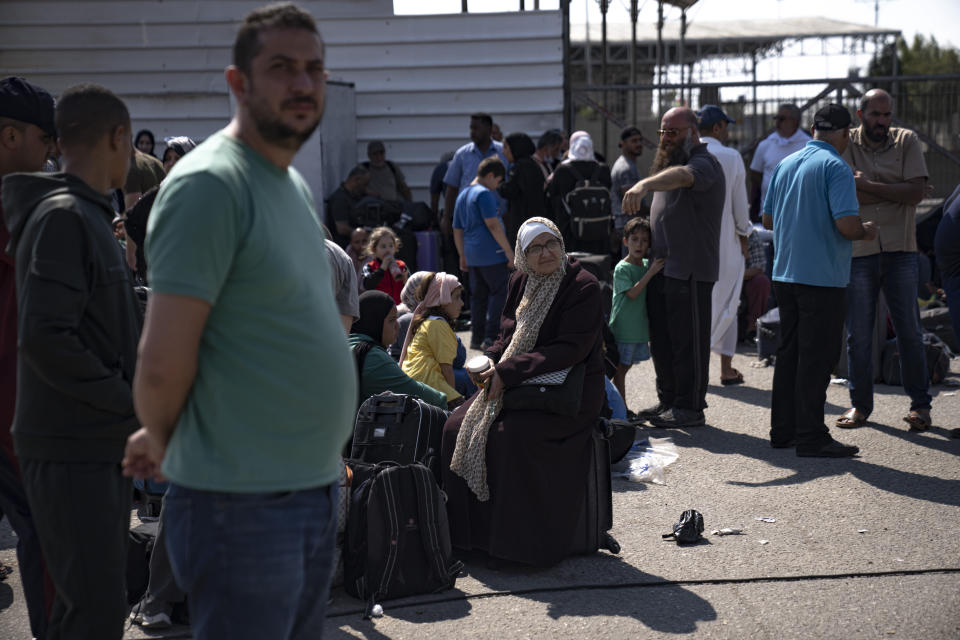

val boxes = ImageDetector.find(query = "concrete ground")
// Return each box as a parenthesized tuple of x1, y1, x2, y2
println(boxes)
(1, 339, 958, 639)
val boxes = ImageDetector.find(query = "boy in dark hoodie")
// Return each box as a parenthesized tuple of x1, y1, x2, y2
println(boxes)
(1, 83, 141, 640)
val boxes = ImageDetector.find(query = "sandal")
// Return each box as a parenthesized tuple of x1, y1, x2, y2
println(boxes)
(903, 409, 932, 432)
(720, 370, 744, 386)
(836, 408, 867, 429)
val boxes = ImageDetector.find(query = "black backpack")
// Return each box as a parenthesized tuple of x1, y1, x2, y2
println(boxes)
(562, 163, 612, 252)
(343, 461, 463, 617)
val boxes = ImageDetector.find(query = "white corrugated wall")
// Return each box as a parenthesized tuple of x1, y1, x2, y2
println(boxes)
(0, 1, 563, 201)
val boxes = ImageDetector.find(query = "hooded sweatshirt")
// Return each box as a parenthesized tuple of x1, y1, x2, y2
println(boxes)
(1, 172, 141, 462)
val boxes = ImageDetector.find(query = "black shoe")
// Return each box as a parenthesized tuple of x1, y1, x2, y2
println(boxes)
(796, 440, 859, 458)
(770, 438, 797, 449)
(649, 407, 705, 428)
(637, 401, 670, 420)
(469, 341, 483, 350)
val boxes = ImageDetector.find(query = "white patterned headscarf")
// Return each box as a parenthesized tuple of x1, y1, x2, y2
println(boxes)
(565, 130, 594, 162)
(449, 217, 568, 501)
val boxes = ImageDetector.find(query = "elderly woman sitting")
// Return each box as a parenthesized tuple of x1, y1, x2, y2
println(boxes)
(349, 291, 447, 410)
(441, 217, 605, 567)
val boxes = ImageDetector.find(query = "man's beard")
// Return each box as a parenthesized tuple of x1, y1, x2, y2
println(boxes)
(650, 131, 694, 175)
(864, 123, 889, 143)
(248, 91, 322, 151)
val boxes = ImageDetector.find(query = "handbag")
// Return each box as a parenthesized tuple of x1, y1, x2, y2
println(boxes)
(501, 362, 586, 416)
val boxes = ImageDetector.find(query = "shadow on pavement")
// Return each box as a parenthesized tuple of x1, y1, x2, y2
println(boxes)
(664, 425, 960, 507)
(706, 382, 848, 416)
(0, 580, 12, 613)
(474, 556, 717, 634)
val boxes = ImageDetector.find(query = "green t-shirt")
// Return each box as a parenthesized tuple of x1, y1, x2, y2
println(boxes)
(609, 258, 650, 344)
(146, 131, 356, 492)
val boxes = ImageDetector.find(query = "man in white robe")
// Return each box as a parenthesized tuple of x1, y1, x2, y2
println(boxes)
(698, 105, 751, 384)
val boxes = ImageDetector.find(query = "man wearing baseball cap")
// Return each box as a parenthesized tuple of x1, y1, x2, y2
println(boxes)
(0, 75, 57, 640)
(762, 103, 876, 457)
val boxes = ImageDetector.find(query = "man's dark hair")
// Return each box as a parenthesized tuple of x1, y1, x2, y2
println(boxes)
(233, 2, 320, 73)
(537, 129, 564, 150)
(54, 84, 130, 149)
(470, 113, 493, 127)
(778, 103, 801, 122)
(347, 164, 369, 180)
(477, 156, 505, 179)
(623, 216, 651, 239)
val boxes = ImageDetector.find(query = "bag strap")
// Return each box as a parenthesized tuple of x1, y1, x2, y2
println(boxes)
(364, 466, 403, 617)
(412, 465, 463, 585)
(565, 162, 585, 186)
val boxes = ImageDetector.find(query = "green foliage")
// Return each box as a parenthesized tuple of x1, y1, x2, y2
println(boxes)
(869, 34, 960, 76)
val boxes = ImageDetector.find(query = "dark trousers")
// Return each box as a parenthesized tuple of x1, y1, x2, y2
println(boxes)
(770, 282, 846, 448)
(0, 450, 50, 639)
(742, 274, 772, 335)
(141, 504, 186, 615)
(469, 263, 509, 346)
(647, 273, 714, 411)
(20, 459, 132, 640)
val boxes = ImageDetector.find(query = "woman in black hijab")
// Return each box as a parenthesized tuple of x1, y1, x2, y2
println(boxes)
(498, 132, 548, 246)
(349, 291, 448, 409)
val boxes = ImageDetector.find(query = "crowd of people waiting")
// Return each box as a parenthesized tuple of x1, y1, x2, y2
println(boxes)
(0, 2, 958, 640)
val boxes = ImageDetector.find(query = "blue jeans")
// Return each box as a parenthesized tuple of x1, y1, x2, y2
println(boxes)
(846, 252, 931, 416)
(944, 272, 960, 348)
(164, 482, 338, 640)
(468, 262, 509, 346)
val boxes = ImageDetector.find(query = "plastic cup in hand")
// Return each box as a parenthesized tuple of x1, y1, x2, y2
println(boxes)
(388, 260, 402, 279)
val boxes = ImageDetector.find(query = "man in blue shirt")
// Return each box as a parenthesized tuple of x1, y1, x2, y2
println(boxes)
(442, 113, 507, 235)
(762, 104, 876, 458)
(453, 157, 513, 349)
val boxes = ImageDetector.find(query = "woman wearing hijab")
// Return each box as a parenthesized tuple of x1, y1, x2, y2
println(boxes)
(350, 290, 448, 409)
(162, 136, 198, 173)
(545, 131, 612, 250)
(441, 217, 605, 567)
(498, 132, 548, 246)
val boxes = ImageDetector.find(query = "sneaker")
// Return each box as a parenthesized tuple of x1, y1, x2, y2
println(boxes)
(648, 407, 705, 428)
(796, 440, 859, 458)
(637, 401, 669, 420)
(139, 611, 172, 629)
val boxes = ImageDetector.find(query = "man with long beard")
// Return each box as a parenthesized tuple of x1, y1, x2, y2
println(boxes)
(622, 107, 725, 427)
(122, 4, 355, 638)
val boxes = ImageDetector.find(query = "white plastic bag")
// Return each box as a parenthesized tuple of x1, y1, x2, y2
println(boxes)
(614, 437, 680, 485)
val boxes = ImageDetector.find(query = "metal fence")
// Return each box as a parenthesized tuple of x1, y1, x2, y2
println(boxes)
(572, 74, 960, 200)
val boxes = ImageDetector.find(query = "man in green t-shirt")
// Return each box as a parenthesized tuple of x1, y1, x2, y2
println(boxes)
(122, 5, 355, 638)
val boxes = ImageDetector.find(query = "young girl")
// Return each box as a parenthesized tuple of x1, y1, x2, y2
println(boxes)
(361, 226, 409, 303)
(399, 272, 466, 408)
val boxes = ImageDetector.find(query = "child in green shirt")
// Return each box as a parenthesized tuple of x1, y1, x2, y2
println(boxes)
(609, 217, 664, 406)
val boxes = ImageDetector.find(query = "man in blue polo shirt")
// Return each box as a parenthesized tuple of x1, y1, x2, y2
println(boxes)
(762, 104, 876, 458)
(442, 113, 507, 234)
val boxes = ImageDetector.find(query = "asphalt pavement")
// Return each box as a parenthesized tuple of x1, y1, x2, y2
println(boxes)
(1, 337, 958, 639)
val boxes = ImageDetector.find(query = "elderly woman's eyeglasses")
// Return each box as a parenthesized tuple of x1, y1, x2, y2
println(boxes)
(525, 238, 562, 257)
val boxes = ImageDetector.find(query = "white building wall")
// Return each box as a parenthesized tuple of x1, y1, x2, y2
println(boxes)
(0, 1, 563, 202)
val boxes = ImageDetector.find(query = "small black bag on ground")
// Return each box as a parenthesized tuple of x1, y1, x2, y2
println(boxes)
(662, 509, 704, 545)
(351, 392, 448, 480)
(570, 419, 621, 556)
(343, 462, 463, 618)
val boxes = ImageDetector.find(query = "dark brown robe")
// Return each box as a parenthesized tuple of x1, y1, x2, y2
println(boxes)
(441, 259, 604, 567)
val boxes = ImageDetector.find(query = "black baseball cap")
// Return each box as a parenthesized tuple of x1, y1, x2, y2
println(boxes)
(620, 126, 643, 141)
(813, 104, 852, 132)
(697, 104, 735, 128)
(0, 77, 56, 137)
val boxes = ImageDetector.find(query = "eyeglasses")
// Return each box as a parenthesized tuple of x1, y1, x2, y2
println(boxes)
(525, 238, 562, 257)
(657, 127, 687, 138)
(774, 116, 788, 122)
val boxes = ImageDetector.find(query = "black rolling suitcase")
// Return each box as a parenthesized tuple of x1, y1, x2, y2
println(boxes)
(571, 419, 621, 556)
(351, 392, 448, 480)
